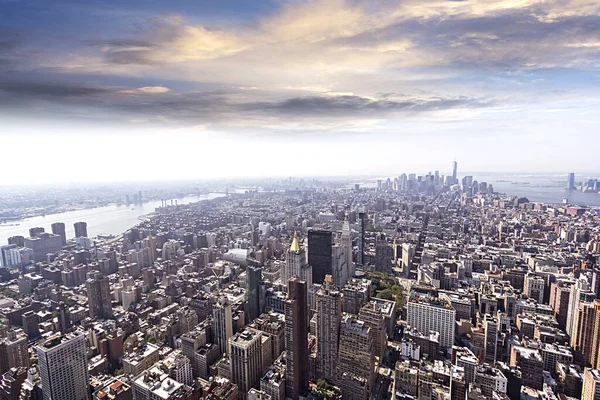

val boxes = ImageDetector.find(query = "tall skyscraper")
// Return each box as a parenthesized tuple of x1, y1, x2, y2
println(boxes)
(229, 329, 263, 397)
(407, 295, 456, 351)
(338, 315, 375, 400)
(568, 173, 576, 190)
(284, 277, 308, 399)
(86, 271, 113, 320)
(37, 331, 90, 400)
(74, 221, 88, 238)
(341, 215, 354, 281)
(247, 265, 263, 323)
(213, 297, 233, 355)
(307, 230, 332, 285)
(282, 233, 312, 289)
(51, 222, 67, 246)
(316, 275, 342, 383)
(357, 211, 366, 266)
(452, 160, 458, 184)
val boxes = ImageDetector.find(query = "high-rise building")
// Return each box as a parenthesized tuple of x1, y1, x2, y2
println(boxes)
(341, 215, 354, 279)
(213, 297, 234, 356)
(281, 233, 312, 289)
(307, 230, 332, 285)
(573, 300, 600, 369)
(407, 295, 456, 351)
(37, 331, 90, 400)
(0, 329, 28, 376)
(568, 173, 576, 190)
(342, 278, 371, 315)
(28, 227, 45, 238)
(51, 222, 67, 246)
(483, 314, 498, 365)
(74, 221, 88, 238)
(23, 233, 62, 262)
(331, 244, 350, 289)
(247, 265, 263, 323)
(358, 302, 387, 362)
(316, 275, 341, 383)
(337, 315, 375, 400)
(86, 271, 113, 320)
(357, 211, 366, 266)
(284, 277, 308, 399)
(583, 369, 600, 400)
(229, 330, 263, 398)
(7, 236, 24, 247)
(452, 160, 458, 184)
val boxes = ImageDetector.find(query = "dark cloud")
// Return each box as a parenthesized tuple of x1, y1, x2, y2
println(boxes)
(0, 78, 498, 127)
(0, 81, 111, 97)
(268, 95, 496, 117)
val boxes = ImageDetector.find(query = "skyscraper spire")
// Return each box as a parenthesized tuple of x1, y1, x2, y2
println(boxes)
(290, 231, 300, 253)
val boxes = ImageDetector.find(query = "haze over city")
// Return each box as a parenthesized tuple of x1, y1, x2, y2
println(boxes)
(2, 0, 600, 183)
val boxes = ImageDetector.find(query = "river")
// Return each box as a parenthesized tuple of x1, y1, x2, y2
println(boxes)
(0, 193, 224, 245)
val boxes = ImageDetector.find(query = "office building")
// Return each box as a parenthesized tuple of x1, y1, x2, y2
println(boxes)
(406, 295, 456, 351)
(342, 278, 371, 315)
(568, 173, 576, 190)
(337, 315, 375, 400)
(122, 343, 160, 376)
(74, 221, 88, 238)
(452, 161, 458, 184)
(51, 222, 67, 246)
(281, 233, 312, 288)
(131, 364, 187, 400)
(229, 330, 263, 398)
(23, 233, 62, 262)
(315, 275, 341, 382)
(28, 227, 44, 238)
(284, 277, 308, 399)
(573, 300, 600, 369)
(474, 364, 508, 398)
(307, 230, 332, 285)
(247, 265, 263, 323)
(358, 302, 387, 361)
(0, 329, 28, 376)
(510, 346, 543, 390)
(37, 331, 89, 400)
(331, 244, 350, 289)
(341, 215, 353, 280)
(524, 274, 545, 304)
(86, 271, 113, 320)
(214, 297, 234, 356)
(357, 211, 366, 265)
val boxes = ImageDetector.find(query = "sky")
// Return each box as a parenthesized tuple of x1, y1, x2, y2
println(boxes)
(1, 0, 600, 184)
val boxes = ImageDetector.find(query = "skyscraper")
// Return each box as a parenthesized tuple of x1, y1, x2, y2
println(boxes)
(316, 275, 342, 383)
(229, 329, 263, 397)
(307, 230, 332, 285)
(213, 297, 233, 356)
(338, 315, 375, 400)
(28, 227, 45, 238)
(247, 265, 263, 323)
(86, 271, 113, 320)
(74, 221, 88, 238)
(568, 173, 576, 190)
(37, 331, 90, 400)
(282, 233, 312, 289)
(341, 215, 354, 281)
(357, 211, 366, 266)
(452, 160, 458, 184)
(51, 222, 67, 246)
(284, 277, 308, 399)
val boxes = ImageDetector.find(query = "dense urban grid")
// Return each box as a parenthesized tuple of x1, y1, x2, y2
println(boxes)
(1, 164, 600, 400)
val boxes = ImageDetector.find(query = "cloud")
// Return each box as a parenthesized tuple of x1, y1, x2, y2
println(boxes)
(119, 86, 170, 94)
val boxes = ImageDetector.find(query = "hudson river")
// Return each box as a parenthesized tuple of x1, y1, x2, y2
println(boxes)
(0, 193, 224, 245)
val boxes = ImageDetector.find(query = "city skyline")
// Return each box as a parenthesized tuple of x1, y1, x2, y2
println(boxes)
(1, 0, 600, 183)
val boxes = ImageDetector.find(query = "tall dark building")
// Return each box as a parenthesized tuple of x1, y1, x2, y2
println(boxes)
(51, 222, 66, 246)
(285, 277, 309, 399)
(357, 212, 366, 265)
(308, 229, 332, 284)
(246, 265, 262, 323)
(568, 173, 576, 190)
(28, 227, 44, 238)
(73, 221, 88, 238)
(86, 271, 113, 319)
(57, 302, 71, 333)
